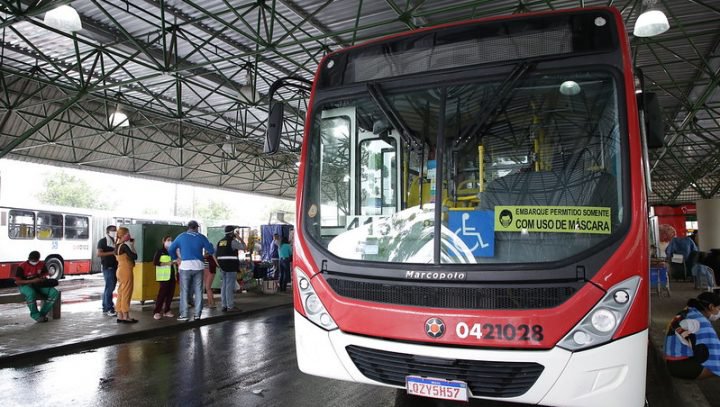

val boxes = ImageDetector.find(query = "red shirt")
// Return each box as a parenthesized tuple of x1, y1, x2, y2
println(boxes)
(15, 261, 48, 282)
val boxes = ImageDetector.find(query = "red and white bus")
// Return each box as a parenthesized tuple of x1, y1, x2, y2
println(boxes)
(0, 206, 92, 280)
(283, 7, 658, 406)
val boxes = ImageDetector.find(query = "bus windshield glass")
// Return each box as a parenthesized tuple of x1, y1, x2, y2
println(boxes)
(304, 69, 625, 265)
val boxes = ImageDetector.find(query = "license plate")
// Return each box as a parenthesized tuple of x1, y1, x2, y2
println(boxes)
(406, 375, 469, 402)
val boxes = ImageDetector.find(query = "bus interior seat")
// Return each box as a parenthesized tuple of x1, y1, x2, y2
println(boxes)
(408, 177, 448, 207)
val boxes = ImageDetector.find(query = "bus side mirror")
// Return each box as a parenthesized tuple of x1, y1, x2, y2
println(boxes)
(264, 102, 284, 155)
(638, 92, 664, 149)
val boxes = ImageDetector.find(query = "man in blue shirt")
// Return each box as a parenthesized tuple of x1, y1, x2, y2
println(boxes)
(168, 220, 215, 321)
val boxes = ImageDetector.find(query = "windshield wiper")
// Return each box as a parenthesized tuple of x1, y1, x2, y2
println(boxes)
(454, 61, 534, 150)
(367, 82, 423, 150)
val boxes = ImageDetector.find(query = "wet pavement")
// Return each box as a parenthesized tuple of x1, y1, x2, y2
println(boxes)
(0, 275, 293, 362)
(0, 275, 718, 406)
(0, 307, 540, 407)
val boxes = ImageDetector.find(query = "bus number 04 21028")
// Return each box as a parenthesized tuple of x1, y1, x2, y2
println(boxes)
(455, 322, 544, 341)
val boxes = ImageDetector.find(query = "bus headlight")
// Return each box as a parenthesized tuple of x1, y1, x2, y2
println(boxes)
(590, 308, 617, 333)
(559, 276, 640, 351)
(296, 267, 338, 331)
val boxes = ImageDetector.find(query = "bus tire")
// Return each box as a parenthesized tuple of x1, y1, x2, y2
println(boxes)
(45, 257, 64, 280)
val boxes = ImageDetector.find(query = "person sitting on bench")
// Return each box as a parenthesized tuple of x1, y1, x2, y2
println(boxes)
(14, 250, 60, 323)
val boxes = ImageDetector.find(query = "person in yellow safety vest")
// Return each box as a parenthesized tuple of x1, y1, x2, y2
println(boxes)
(152, 235, 178, 320)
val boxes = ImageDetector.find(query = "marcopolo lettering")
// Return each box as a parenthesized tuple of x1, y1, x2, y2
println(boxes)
(405, 271, 467, 280)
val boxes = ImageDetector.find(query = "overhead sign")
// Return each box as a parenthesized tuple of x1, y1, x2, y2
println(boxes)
(494, 206, 612, 234)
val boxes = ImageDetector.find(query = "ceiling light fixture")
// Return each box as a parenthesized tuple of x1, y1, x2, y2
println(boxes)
(559, 81, 581, 96)
(43, 5, 83, 33)
(109, 93, 130, 128)
(633, 0, 669, 37)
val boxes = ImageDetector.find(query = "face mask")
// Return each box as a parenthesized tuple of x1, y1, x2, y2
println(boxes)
(710, 312, 720, 322)
(164, 241, 172, 248)
(28, 261, 38, 266)
(109, 231, 117, 238)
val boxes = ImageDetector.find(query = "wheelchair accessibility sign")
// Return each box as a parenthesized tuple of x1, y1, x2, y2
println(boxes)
(448, 210, 494, 257)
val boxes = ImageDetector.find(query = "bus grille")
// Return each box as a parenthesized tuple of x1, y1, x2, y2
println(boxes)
(326, 278, 575, 310)
(346, 345, 543, 398)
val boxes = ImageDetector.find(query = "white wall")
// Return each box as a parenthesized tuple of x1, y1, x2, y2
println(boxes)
(697, 199, 720, 251)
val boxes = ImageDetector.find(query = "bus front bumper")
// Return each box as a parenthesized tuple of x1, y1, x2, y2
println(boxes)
(295, 311, 647, 407)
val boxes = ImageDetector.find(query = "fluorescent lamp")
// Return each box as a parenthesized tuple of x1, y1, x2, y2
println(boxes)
(44, 5, 83, 33)
(634, 8, 669, 37)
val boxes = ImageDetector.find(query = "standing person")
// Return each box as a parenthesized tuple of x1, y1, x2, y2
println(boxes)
(97, 225, 118, 317)
(115, 227, 138, 323)
(14, 251, 60, 322)
(664, 292, 720, 379)
(152, 236, 177, 320)
(204, 253, 218, 309)
(278, 237, 292, 292)
(168, 220, 214, 321)
(270, 233, 280, 279)
(666, 234, 699, 281)
(216, 226, 244, 312)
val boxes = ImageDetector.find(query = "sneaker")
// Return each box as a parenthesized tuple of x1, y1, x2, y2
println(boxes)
(226, 307, 241, 312)
(221, 307, 227, 312)
(177, 316, 188, 321)
(163, 312, 175, 318)
(194, 315, 201, 320)
(153, 313, 162, 320)
(106, 310, 117, 317)
(35, 316, 49, 323)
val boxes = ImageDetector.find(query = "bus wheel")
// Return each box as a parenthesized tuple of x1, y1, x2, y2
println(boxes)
(46, 258, 64, 279)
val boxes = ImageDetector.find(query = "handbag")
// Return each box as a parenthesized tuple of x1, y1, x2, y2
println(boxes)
(33, 278, 59, 288)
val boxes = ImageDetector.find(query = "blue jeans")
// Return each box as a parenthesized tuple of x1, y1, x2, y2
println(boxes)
(179, 269, 204, 318)
(279, 258, 291, 291)
(102, 266, 117, 312)
(221, 270, 237, 309)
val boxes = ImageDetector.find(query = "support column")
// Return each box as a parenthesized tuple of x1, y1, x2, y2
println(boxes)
(697, 199, 720, 251)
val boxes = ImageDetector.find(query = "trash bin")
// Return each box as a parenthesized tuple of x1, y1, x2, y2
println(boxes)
(128, 223, 186, 304)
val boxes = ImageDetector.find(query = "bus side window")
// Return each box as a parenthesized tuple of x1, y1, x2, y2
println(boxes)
(8, 209, 35, 239)
(66, 215, 90, 240)
(37, 211, 63, 240)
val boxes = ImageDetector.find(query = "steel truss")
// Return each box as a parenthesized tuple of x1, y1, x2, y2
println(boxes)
(0, 0, 718, 203)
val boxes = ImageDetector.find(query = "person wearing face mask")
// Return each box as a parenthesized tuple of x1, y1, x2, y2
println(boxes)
(96, 225, 118, 317)
(114, 227, 138, 323)
(152, 235, 177, 320)
(664, 291, 720, 379)
(14, 251, 60, 322)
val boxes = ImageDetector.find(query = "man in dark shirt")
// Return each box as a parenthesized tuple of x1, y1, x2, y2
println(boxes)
(15, 251, 60, 322)
(97, 225, 118, 316)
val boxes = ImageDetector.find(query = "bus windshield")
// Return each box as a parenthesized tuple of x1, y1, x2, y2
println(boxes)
(304, 69, 625, 265)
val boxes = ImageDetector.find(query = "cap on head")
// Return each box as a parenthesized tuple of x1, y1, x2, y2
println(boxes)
(28, 251, 41, 261)
(188, 220, 199, 230)
(225, 225, 236, 233)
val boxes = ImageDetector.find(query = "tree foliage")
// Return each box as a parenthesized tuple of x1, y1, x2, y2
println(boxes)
(197, 200, 232, 226)
(37, 171, 113, 210)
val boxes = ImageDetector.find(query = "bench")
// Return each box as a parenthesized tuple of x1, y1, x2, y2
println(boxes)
(0, 290, 62, 319)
